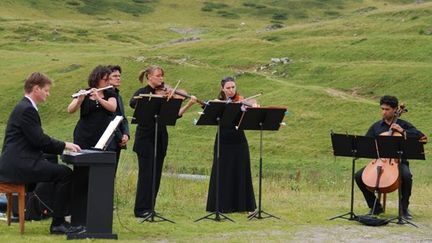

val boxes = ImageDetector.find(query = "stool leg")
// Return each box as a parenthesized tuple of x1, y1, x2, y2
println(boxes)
(6, 193, 12, 226)
(382, 193, 386, 213)
(18, 190, 25, 234)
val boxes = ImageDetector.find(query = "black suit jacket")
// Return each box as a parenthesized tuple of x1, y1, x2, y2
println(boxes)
(0, 97, 65, 182)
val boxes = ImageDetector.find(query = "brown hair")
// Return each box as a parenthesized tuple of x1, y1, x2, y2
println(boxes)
(88, 65, 111, 88)
(218, 76, 240, 101)
(24, 72, 53, 93)
(138, 65, 164, 83)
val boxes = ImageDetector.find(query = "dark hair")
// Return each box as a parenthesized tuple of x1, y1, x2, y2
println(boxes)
(107, 64, 122, 73)
(24, 72, 52, 93)
(138, 65, 164, 83)
(218, 76, 238, 100)
(380, 95, 398, 108)
(88, 65, 111, 88)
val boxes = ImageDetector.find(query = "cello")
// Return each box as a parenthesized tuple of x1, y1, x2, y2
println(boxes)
(361, 104, 408, 193)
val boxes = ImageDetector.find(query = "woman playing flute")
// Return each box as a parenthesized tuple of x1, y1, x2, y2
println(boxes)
(67, 65, 117, 150)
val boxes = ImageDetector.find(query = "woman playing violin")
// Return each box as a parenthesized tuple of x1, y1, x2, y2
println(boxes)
(206, 76, 257, 213)
(129, 65, 197, 218)
(355, 95, 427, 220)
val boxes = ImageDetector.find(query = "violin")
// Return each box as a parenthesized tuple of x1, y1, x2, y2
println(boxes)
(231, 93, 262, 108)
(155, 82, 206, 106)
(361, 104, 407, 193)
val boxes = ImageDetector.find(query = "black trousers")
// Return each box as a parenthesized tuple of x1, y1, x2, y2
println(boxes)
(23, 159, 72, 218)
(355, 162, 412, 211)
(134, 144, 167, 215)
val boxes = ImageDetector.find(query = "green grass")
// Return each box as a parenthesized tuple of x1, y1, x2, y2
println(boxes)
(1, 165, 432, 241)
(0, 0, 432, 241)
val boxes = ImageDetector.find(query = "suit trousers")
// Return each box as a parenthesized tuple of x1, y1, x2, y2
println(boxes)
(23, 159, 72, 218)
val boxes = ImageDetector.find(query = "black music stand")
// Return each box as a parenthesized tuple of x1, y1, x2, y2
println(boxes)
(329, 133, 377, 221)
(376, 136, 425, 227)
(132, 95, 183, 224)
(194, 101, 242, 223)
(237, 107, 287, 220)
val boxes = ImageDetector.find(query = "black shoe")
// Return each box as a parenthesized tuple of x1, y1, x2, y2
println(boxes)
(50, 222, 71, 235)
(50, 222, 83, 235)
(402, 209, 413, 220)
(368, 206, 384, 215)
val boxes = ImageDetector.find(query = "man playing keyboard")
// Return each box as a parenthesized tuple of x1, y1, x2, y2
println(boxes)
(0, 72, 81, 234)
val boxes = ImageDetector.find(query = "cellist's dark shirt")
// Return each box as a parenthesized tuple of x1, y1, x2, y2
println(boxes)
(365, 119, 424, 138)
(366, 118, 425, 164)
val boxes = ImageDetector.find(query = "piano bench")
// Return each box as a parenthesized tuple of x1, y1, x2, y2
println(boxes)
(0, 182, 25, 234)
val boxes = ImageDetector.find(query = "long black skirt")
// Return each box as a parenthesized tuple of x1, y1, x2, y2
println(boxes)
(206, 142, 256, 213)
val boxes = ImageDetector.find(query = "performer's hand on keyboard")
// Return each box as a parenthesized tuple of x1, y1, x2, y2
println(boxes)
(65, 142, 81, 153)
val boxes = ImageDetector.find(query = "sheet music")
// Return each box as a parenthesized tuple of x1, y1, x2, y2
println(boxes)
(94, 115, 124, 150)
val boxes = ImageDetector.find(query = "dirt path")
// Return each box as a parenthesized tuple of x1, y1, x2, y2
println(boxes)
(292, 224, 432, 242)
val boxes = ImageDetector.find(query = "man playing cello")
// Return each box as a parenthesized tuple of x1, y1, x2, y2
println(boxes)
(355, 95, 427, 220)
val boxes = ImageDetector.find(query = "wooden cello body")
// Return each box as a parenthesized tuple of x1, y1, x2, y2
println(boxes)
(361, 132, 402, 193)
(361, 104, 407, 194)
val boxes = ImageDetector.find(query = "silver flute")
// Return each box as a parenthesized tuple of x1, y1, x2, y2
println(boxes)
(71, 85, 113, 98)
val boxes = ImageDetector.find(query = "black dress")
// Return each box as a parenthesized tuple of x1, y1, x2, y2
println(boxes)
(206, 123, 256, 213)
(73, 89, 116, 149)
(130, 85, 169, 216)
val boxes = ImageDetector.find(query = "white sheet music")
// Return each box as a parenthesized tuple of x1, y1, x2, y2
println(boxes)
(94, 116, 124, 150)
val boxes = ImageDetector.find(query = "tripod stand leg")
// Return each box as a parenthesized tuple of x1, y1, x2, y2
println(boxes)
(194, 212, 216, 222)
(388, 215, 418, 228)
(328, 212, 357, 221)
(194, 212, 234, 223)
(140, 211, 175, 224)
(248, 209, 280, 220)
(329, 157, 357, 221)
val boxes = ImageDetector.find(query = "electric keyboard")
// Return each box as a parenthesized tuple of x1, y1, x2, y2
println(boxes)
(62, 149, 116, 166)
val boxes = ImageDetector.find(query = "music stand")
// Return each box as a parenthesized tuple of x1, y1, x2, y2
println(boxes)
(237, 106, 287, 220)
(376, 136, 425, 227)
(132, 94, 183, 224)
(329, 133, 377, 221)
(194, 101, 242, 223)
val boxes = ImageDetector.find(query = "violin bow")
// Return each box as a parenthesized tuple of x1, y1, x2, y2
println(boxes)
(167, 79, 182, 101)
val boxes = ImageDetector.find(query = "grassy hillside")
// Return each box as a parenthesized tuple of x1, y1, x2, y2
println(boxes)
(1, 0, 430, 177)
(0, 0, 431, 241)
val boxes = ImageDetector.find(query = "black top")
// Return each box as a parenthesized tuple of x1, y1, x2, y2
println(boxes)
(130, 85, 156, 109)
(0, 98, 65, 182)
(366, 118, 425, 164)
(129, 85, 168, 154)
(366, 119, 425, 138)
(73, 89, 116, 149)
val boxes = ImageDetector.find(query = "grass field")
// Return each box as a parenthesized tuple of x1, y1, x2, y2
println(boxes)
(0, 0, 431, 241)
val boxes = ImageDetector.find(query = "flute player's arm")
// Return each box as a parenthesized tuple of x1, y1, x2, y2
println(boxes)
(67, 90, 86, 113)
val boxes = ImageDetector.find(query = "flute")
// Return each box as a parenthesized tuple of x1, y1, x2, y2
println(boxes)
(71, 85, 113, 98)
